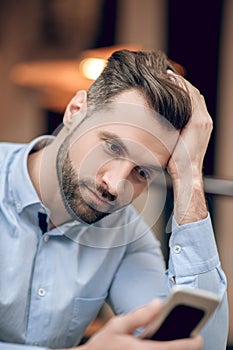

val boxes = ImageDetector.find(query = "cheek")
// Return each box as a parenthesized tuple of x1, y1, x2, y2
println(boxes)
(68, 141, 86, 171)
(69, 142, 112, 179)
(129, 181, 148, 201)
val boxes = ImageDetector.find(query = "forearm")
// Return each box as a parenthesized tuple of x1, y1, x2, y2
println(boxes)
(166, 73, 213, 226)
(173, 173, 207, 225)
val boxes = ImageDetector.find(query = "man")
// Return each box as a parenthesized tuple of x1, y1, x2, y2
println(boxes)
(0, 50, 228, 349)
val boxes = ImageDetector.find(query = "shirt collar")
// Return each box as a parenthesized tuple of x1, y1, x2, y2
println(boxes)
(10, 135, 86, 230)
(10, 136, 54, 213)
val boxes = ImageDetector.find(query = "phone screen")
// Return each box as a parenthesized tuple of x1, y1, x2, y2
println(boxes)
(149, 304, 205, 341)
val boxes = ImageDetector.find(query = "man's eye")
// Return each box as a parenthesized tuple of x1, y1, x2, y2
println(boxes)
(135, 166, 150, 180)
(106, 141, 121, 155)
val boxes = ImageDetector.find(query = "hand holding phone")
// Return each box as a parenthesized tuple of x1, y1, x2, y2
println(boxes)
(140, 286, 220, 341)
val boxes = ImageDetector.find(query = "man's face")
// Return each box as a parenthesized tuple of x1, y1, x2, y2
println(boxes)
(57, 91, 179, 224)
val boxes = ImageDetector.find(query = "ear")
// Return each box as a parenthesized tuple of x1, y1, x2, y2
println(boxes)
(63, 90, 87, 127)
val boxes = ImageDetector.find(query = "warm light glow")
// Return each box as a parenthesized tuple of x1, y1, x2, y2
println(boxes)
(80, 58, 106, 80)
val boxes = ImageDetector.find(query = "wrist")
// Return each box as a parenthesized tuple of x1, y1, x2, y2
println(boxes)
(172, 175, 208, 225)
(171, 163, 203, 183)
(172, 175, 204, 193)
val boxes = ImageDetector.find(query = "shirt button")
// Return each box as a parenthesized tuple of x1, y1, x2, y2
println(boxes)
(38, 288, 46, 297)
(16, 203, 22, 211)
(173, 244, 182, 254)
(43, 235, 49, 243)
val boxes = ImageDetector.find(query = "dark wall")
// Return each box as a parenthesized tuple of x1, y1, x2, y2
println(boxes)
(167, 0, 224, 175)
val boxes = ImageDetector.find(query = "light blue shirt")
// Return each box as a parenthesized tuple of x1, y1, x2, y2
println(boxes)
(0, 137, 228, 350)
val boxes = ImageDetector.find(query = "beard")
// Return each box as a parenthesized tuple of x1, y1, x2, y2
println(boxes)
(57, 151, 120, 224)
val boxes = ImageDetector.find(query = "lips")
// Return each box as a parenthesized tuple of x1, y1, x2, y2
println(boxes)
(83, 185, 115, 211)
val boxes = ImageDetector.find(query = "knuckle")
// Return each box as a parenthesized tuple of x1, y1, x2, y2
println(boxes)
(196, 114, 213, 130)
(107, 315, 122, 330)
(205, 117, 213, 129)
(194, 86, 201, 94)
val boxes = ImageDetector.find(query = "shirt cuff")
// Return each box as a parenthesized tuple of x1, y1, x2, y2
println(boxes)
(169, 213, 220, 277)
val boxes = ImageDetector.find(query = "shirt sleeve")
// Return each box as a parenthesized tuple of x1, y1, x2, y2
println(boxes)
(169, 213, 223, 281)
(168, 213, 229, 350)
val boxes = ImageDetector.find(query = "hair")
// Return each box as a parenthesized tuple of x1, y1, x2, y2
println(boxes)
(87, 50, 192, 130)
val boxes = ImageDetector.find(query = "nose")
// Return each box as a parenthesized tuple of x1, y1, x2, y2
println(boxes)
(100, 160, 134, 198)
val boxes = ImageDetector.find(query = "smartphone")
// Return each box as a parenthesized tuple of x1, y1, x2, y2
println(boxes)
(140, 286, 220, 341)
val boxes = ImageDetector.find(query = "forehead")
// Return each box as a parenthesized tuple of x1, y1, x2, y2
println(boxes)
(76, 97, 179, 150)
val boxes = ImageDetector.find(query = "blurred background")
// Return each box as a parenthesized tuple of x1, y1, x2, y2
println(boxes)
(0, 0, 232, 347)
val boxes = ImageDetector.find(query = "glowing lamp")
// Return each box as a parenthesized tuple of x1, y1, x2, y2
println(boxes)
(80, 57, 106, 80)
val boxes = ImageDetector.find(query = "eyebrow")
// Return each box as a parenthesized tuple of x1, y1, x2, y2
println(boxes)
(98, 130, 128, 152)
(98, 130, 165, 173)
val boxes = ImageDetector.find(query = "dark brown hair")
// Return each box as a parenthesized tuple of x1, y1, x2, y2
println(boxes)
(87, 50, 192, 130)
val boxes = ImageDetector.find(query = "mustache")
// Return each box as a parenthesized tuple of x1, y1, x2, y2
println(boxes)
(79, 179, 117, 203)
